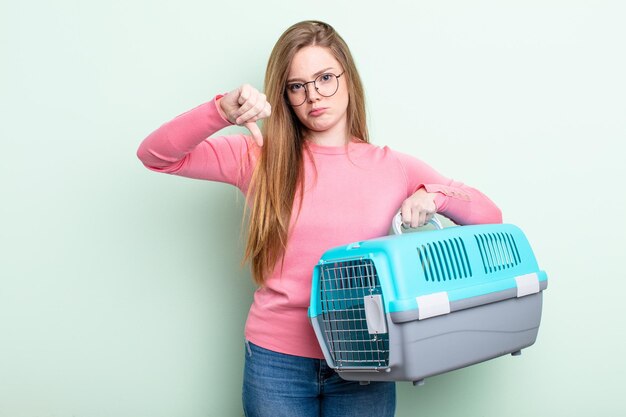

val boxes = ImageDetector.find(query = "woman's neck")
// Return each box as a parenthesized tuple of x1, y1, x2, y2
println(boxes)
(305, 127, 351, 147)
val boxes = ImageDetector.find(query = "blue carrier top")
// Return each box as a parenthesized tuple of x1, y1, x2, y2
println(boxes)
(309, 223, 547, 322)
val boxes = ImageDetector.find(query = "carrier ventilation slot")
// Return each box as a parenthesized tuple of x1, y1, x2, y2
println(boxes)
(417, 238, 472, 282)
(474, 232, 521, 274)
(318, 259, 389, 369)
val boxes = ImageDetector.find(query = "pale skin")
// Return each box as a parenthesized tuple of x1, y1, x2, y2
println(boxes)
(217, 45, 437, 228)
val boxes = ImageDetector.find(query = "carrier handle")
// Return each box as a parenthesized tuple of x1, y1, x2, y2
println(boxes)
(392, 211, 443, 235)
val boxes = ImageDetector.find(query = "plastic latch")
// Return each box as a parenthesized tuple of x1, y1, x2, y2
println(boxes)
(363, 295, 388, 334)
(416, 292, 451, 320)
(515, 273, 540, 297)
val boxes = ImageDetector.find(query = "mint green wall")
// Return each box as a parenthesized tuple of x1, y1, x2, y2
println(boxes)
(2, 1, 624, 416)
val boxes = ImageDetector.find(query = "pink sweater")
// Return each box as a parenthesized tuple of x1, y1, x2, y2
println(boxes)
(137, 97, 503, 359)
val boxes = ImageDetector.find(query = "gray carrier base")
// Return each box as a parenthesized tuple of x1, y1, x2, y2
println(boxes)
(311, 292, 543, 385)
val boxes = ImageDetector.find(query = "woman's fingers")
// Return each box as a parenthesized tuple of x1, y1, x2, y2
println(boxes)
(234, 86, 259, 123)
(400, 200, 413, 227)
(416, 209, 427, 228)
(236, 98, 270, 125)
(233, 85, 270, 125)
(243, 104, 272, 123)
(400, 189, 437, 228)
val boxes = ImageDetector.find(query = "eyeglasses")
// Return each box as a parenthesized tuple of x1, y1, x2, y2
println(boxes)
(285, 71, 345, 107)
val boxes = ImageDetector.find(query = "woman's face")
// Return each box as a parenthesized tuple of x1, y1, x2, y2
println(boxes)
(286, 46, 349, 137)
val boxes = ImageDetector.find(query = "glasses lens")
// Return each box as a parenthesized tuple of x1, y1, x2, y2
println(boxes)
(316, 74, 339, 97)
(286, 83, 306, 106)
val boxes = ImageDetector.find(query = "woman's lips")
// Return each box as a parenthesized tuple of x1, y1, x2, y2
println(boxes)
(309, 107, 328, 116)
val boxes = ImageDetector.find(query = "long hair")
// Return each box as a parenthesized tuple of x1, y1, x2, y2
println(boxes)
(244, 20, 368, 285)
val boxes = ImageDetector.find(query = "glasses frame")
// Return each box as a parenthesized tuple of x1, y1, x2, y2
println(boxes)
(285, 71, 346, 107)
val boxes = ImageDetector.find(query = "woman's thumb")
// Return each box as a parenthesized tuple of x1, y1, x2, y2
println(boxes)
(245, 121, 263, 147)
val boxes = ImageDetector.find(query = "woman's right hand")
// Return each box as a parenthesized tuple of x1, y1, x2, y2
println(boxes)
(219, 84, 272, 147)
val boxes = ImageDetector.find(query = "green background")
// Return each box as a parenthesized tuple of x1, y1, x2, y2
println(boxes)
(2, 1, 625, 416)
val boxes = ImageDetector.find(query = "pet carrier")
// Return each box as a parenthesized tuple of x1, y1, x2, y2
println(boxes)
(308, 214, 547, 385)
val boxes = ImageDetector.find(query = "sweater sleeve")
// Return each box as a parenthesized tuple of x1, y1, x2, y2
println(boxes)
(391, 149, 503, 225)
(136, 96, 259, 190)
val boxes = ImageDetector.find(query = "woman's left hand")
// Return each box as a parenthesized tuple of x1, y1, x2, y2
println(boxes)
(400, 188, 438, 228)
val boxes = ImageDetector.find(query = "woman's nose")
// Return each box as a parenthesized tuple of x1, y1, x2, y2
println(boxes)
(305, 85, 322, 102)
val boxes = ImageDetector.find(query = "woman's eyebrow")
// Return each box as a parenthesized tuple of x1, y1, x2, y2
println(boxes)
(287, 67, 335, 83)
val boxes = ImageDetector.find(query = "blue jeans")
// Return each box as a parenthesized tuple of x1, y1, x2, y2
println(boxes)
(242, 341, 396, 417)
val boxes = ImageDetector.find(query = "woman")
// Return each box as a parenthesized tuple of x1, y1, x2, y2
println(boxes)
(137, 20, 502, 417)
